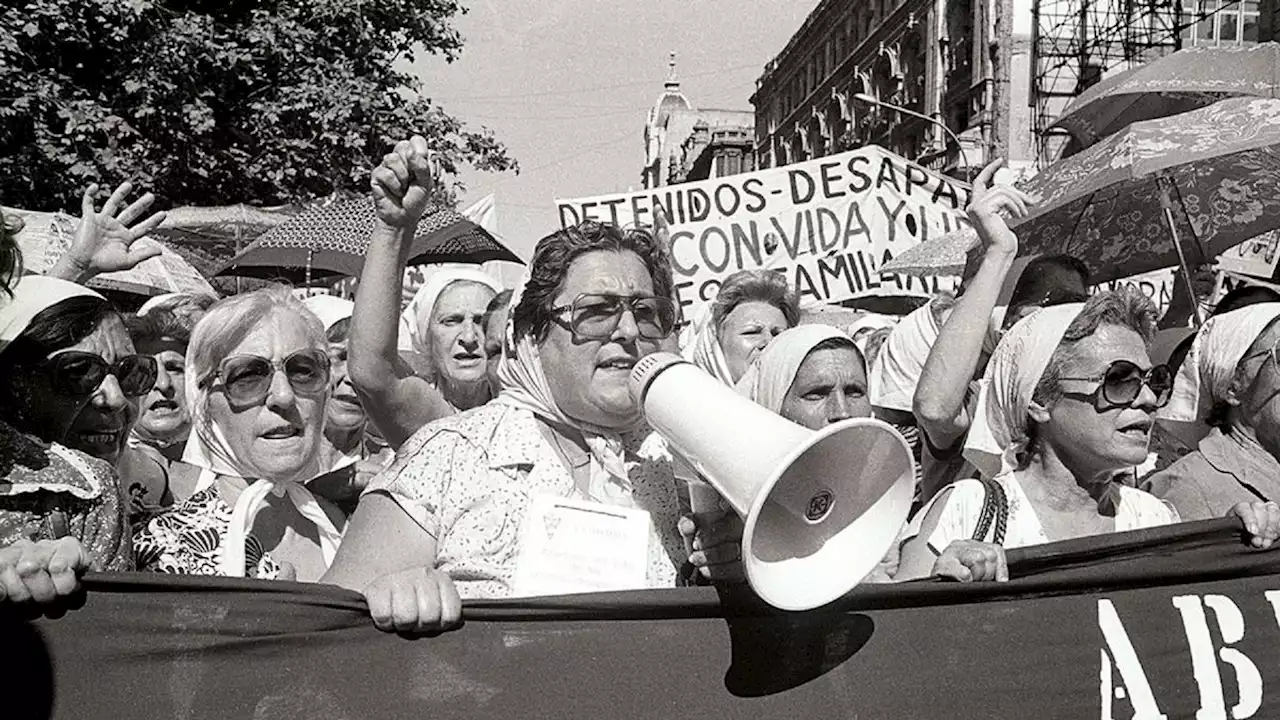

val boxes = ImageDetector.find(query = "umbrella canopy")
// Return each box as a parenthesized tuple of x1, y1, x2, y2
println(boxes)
(214, 198, 522, 283)
(881, 97, 1280, 284)
(1051, 42, 1280, 152)
(6, 206, 217, 297)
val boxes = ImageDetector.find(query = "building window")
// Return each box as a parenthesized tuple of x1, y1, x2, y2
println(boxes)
(1182, 0, 1259, 45)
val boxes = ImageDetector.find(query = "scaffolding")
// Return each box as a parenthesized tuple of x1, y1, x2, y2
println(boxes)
(1030, 0, 1252, 164)
(1030, 0, 1186, 164)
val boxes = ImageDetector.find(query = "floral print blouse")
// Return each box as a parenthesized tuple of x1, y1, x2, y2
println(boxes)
(134, 486, 283, 579)
(0, 420, 133, 571)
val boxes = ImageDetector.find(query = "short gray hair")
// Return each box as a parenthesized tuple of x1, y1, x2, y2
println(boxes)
(1031, 288, 1158, 408)
(188, 286, 325, 389)
(710, 269, 800, 335)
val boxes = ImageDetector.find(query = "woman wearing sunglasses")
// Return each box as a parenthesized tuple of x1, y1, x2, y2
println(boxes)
(898, 290, 1280, 580)
(134, 287, 344, 581)
(1147, 304, 1280, 526)
(0, 274, 156, 580)
(324, 212, 741, 633)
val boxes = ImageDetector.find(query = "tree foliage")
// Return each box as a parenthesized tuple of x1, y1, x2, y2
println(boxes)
(0, 0, 517, 212)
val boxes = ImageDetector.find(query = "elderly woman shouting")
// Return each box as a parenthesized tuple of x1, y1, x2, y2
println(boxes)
(1146, 304, 1280, 520)
(134, 288, 344, 581)
(347, 137, 502, 449)
(898, 291, 1280, 580)
(682, 269, 799, 386)
(325, 215, 739, 630)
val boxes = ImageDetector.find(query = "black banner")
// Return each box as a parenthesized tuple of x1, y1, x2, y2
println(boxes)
(6, 518, 1280, 719)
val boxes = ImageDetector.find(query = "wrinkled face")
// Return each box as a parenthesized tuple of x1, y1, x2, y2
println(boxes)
(720, 301, 789, 383)
(1042, 325, 1160, 474)
(134, 343, 190, 443)
(425, 282, 496, 386)
(1230, 319, 1280, 457)
(484, 304, 509, 394)
(538, 250, 664, 429)
(27, 315, 141, 466)
(325, 338, 365, 432)
(780, 346, 872, 430)
(206, 311, 327, 481)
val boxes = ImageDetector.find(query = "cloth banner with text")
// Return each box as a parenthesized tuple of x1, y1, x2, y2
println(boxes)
(556, 146, 971, 314)
(8, 520, 1280, 719)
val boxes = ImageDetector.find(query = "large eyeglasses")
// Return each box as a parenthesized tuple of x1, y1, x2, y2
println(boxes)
(550, 293, 677, 341)
(1059, 360, 1174, 409)
(203, 349, 331, 405)
(44, 352, 158, 398)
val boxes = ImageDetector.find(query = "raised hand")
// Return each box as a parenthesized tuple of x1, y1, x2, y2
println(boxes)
(52, 182, 167, 283)
(966, 159, 1036, 257)
(371, 135, 438, 230)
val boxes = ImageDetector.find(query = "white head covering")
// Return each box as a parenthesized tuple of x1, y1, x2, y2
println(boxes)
(1159, 303, 1280, 429)
(737, 324, 860, 415)
(0, 275, 104, 357)
(180, 307, 343, 578)
(681, 303, 736, 386)
(397, 268, 502, 355)
(964, 303, 1086, 478)
(869, 298, 1010, 414)
(495, 272, 640, 507)
(301, 295, 355, 332)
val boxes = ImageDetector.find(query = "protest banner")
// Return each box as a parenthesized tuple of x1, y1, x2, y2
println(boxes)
(556, 147, 971, 314)
(1218, 230, 1280, 281)
(9, 520, 1280, 719)
(1098, 268, 1179, 315)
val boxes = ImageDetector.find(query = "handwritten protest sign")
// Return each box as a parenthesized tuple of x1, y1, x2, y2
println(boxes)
(556, 146, 971, 313)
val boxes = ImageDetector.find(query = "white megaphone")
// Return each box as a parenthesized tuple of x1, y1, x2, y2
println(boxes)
(630, 352, 915, 612)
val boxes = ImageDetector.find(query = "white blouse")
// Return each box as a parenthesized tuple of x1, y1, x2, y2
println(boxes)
(908, 473, 1180, 552)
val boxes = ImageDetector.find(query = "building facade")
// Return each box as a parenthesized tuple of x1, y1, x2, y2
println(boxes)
(749, 0, 990, 178)
(642, 55, 756, 188)
(752, 0, 1266, 180)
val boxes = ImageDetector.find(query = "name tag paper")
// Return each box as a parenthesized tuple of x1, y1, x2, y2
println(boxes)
(512, 495, 651, 597)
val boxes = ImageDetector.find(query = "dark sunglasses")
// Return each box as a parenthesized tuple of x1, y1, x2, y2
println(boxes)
(550, 293, 677, 341)
(44, 351, 158, 398)
(1059, 360, 1174, 409)
(202, 349, 331, 405)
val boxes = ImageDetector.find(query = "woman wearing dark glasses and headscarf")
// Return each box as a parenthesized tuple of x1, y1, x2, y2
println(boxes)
(0, 274, 155, 581)
(133, 287, 344, 581)
(1147, 304, 1280, 522)
(324, 158, 742, 633)
(898, 290, 1280, 579)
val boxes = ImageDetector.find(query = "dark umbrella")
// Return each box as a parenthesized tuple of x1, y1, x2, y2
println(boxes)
(214, 198, 522, 284)
(1051, 42, 1280, 153)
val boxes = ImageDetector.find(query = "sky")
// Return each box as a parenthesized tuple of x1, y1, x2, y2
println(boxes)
(408, 0, 816, 269)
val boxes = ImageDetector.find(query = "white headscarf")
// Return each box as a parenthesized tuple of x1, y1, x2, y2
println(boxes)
(180, 308, 343, 579)
(494, 273, 638, 507)
(964, 303, 1086, 479)
(0, 275, 103, 357)
(301, 295, 355, 333)
(397, 268, 502, 355)
(737, 324, 859, 415)
(681, 303, 736, 386)
(1159, 304, 1280, 430)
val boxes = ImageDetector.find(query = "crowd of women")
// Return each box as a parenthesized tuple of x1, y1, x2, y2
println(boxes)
(4, 135, 1280, 634)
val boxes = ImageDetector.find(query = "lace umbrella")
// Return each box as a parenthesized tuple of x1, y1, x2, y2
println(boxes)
(881, 97, 1280, 313)
(1051, 43, 1280, 153)
(6, 207, 217, 297)
(214, 198, 521, 284)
